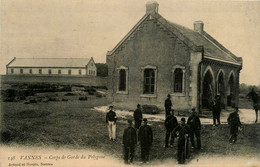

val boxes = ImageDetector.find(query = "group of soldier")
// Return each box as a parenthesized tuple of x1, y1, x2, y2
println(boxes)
(105, 93, 246, 165)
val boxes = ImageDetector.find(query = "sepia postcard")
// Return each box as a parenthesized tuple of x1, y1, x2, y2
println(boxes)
(0, 0, 259, 167)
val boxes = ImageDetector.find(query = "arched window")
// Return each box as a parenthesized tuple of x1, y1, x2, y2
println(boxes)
(119, 69, 126, 91)
(143, 69, 155, 94)
(174, 68, 183, 92)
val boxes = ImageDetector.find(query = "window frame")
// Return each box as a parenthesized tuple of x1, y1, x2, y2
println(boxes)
(140, 65, 157, 98)
(116, 66, 129, 94)
(171, 65, 186, 96)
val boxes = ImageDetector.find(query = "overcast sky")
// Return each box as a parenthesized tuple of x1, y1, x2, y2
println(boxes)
(1, 0, 259, 85)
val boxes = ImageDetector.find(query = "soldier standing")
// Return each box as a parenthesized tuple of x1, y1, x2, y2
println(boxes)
(227, 107, 242, 144)
(134, 104, 143, 129)
(187, 108, 201, 149)
(212, 95, 221, 126)
(164, 109, 178, 148)
(138, 118, 153, 163)
(246, 88, 259, 123)
(106, 105, 117, 141)
(172, 118, 190, 164)
(123, 119, 137, 164)
(164, 94, 172, 118)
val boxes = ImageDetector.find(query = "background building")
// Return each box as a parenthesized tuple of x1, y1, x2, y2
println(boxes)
(6, 57, 97, 77)
(106, 2, 242, 111)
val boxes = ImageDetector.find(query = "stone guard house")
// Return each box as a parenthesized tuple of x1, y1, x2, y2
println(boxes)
(106, 2, 242, 112)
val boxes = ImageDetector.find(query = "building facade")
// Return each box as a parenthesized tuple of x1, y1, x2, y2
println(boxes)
(6, 57, 97, 77)
(106, 2, 242, 111)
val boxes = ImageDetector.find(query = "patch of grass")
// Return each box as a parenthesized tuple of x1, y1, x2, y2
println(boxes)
(1, 100, 259, 162)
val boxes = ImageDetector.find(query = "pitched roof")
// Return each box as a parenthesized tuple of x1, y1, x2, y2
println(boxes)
(108, 12, 242, 66)
(7, 58, 91, 68)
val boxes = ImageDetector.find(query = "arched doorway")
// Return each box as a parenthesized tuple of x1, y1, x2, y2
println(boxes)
(227, 74, 235, 107)
(217, 71, 225, 108)
(202, 70, 214, 108)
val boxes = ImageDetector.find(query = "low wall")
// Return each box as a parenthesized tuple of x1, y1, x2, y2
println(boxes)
(0, 75, 107, 87)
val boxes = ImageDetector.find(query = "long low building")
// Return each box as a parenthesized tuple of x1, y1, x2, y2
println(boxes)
(6, 57, 97, 77)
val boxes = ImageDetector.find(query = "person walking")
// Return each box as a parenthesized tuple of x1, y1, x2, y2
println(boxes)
(165, 94, 172, 118)
(123, 119, 137, 164)
(172, 118, 190, 164)
(138, 118, 153, 163)
(106, 105, 117, 141)
(134, 104, 143, 129)
(227, 107, 242, 144)
(164, 109, 178, 148)
(187, 108, 201, 150)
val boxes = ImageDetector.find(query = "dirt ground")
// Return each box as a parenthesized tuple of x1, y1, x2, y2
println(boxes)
(1, 99, 260, 166)
(0, 83, 259, 166)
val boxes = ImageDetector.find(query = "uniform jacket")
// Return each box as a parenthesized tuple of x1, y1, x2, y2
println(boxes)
(187, 114, 201, 131)
(227, 112, 242, 127)
(172, 124, 190, 141)
(164, 115, 178, 130)
(138, 125, 153, 146)
(134, 109, 143, 122)
(106, 110, 117, 123)
(164, 98, 172, 110)
(123, 127, 137, 147)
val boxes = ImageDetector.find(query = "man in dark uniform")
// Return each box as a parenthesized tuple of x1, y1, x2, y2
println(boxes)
(227, 107, 242, 144)
(212, 95, 221, 126)
(138, 118, 153, 163)
(134, 104, 143, 129)
(123, 119, 137, 164)
(165, 94, 172, 118)
(172, 118, 190, 164)
(164, 109, 178, 148)
(247, 88, 259, 123)
(187, 108, 201, 149)
(106, 105, 117, 141)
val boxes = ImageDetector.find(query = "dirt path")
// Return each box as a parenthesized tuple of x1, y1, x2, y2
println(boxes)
(93, 106, 258, 125)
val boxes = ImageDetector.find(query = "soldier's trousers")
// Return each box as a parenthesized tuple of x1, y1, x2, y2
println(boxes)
(190, 130, 201, 149)
(141, 145, 151, 162)
(165, 108, 171, 118)
(229, 126, 238, 143)
(165, 129, 174, 146)
(177, 138, 189, 164)
(134, 121, 142, 129)
(213, 111, 220, 125)
(124, 146, 135, 163)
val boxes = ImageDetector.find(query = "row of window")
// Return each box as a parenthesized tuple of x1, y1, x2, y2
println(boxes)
(118, 67, 184, 94)
(10, 69, 85, 75)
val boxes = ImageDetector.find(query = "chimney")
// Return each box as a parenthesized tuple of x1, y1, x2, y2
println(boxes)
(194, 21, 204, 33)
(146, 1, 159, 14)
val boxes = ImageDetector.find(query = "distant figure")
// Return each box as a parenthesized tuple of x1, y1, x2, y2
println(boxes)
(187, 108, 201, 150)
(172, 118, 190, 164)
(164, 109, 178, 148)
(134, 104, 143, 129)
(123, 119, 137, 164)
(227, 107, 242, 144)
(246, 88, 259, 123)
(138, 118, 153, 163)
(212, 95, 221, 126)
(164, 94, 172, 118)
(106, 105, 117, 141)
